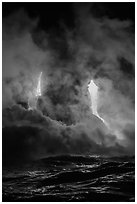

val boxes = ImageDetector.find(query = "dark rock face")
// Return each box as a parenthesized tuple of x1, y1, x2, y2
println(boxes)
(17, 101, 29, 109)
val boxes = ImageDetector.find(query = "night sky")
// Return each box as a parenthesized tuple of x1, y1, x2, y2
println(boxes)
(2, 3, 135, 26)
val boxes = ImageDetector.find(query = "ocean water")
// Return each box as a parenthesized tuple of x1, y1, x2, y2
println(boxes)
(3, 155, 135, 202)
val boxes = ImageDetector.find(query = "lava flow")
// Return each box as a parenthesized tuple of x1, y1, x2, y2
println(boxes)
(28, 72, 42, 110)
(36, 72, 42, 97)
(88, 80, 106, 125)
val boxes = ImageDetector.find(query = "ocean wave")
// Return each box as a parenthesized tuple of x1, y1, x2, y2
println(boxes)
(3, 155, 135, 202)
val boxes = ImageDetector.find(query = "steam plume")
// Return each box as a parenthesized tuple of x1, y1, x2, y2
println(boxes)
(2, 5, 135, 162)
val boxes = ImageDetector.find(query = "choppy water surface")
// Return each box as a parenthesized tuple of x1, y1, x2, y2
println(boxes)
(3, 155, 135, 202)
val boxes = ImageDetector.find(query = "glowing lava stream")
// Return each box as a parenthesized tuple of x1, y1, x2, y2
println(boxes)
(28, 72, 42, 110)
(88, 80, 107, 125)
(36, 72, 42, 97)
(88, 80, 126, 141)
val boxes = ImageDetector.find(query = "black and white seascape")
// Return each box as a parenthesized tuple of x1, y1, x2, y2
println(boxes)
(2, 2, 135, 202)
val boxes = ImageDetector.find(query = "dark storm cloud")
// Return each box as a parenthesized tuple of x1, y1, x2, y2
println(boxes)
(2, 3, 135, 161)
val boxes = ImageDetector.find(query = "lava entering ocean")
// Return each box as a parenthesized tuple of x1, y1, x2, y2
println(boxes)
(2, 3, 135, 202)
(2, 3, 135, 161)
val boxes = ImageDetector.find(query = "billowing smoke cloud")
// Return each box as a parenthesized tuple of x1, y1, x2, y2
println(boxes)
(2, 9, 51, 109)
(2, 4, 135, 163)
(3, 105, 130, 164)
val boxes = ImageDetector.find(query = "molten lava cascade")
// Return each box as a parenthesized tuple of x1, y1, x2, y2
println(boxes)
(36, 72, 42, 97)
(88, 80, 106, 125)
(28, 72, 42, 110)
